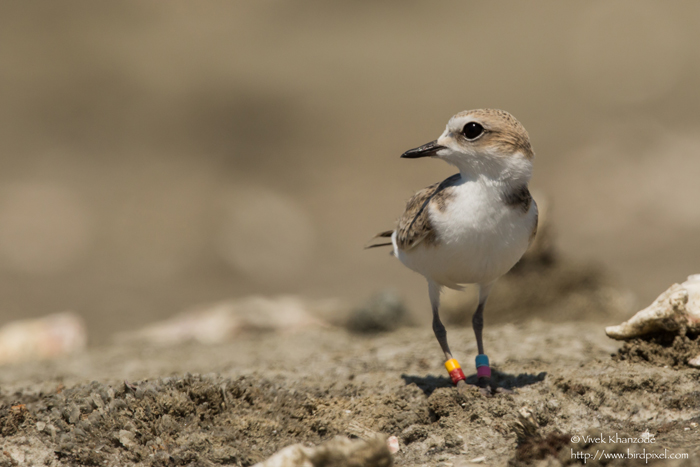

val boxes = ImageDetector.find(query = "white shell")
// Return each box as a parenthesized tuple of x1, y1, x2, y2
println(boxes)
(115, 296, 334, 346)
(0, 312, 86, 364)
(605, 274, 700, 340)
(254, 436, 391, 467)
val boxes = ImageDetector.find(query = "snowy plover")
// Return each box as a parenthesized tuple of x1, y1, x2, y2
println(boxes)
(369, 109, 538, 394)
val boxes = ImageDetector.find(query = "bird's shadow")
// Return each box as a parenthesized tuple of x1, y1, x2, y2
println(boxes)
(401, 370, 547, 397)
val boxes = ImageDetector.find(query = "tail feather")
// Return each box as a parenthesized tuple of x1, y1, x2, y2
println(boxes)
(364, 230, 395, 249)
(365, 242, 393, 249)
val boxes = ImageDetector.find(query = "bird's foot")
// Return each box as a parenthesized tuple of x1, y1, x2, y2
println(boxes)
(470, 355, 512, 396)
(476, 376, 513, 397)
(455, 377, 513, 397)
(446, 358, 512, 396)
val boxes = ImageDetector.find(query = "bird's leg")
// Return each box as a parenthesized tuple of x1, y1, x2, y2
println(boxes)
(428, 281, 467, 388)
(429, 281, 452, 360)
(472, 283, 510, 395)
(472, 300, 486, 355)
(472, 299, 490, 391)
(473, 282, 493, 365)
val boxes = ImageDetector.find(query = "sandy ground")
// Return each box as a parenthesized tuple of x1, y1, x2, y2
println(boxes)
(2, 311, 700, 466)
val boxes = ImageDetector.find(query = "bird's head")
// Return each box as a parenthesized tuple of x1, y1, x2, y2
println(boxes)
(401, 109, 534, 182)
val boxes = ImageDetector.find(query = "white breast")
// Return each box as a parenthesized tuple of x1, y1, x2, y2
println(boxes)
(395, 180, 537, 289)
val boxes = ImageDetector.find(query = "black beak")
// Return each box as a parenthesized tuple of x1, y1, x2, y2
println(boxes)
(400, 140, 447, 158)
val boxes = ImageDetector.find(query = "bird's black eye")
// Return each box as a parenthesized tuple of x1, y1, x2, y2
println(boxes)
(462, 122, 484, 140)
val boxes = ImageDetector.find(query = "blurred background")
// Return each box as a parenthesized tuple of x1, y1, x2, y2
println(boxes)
(1, 0, 699, 344)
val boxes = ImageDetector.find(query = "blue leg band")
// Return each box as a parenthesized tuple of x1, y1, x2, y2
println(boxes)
(475, 354, 490, 368)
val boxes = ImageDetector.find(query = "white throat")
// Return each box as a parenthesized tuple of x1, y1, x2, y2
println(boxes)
(440, 149, 533, 187)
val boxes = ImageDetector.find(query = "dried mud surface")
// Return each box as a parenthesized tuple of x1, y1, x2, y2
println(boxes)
(614, 332, 700, 370)
(1, 321, 700, 466)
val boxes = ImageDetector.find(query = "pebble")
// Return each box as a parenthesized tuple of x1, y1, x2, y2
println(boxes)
(91, 392, 104, 409)
(387, 435, 400, 454)
(118, 429, 137, 448)
(346, 290, 408, 333)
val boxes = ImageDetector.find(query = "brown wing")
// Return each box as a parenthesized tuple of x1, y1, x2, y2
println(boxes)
(395, 173, 460, 251)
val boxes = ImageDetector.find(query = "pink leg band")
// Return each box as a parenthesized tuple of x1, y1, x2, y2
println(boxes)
(476, 365, 491, 378)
